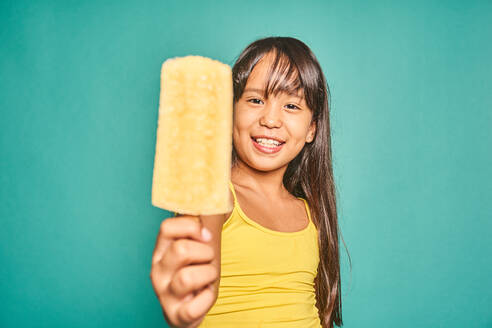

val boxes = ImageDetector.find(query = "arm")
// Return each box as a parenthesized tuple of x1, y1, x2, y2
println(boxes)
(197, 189, 234, 300)
(198, 212, 230, 300)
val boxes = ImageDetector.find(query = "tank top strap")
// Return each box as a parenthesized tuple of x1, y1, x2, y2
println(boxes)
(297, 197, 313, 224)
(228, 180, 238, 205)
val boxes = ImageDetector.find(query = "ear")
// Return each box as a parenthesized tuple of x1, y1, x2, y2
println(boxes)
(306, 121, 316, 143)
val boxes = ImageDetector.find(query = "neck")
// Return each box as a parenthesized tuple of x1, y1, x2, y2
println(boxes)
(230, 157, 289, 200)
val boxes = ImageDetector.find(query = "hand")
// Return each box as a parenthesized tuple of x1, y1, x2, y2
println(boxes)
(150, 215, 219, 328)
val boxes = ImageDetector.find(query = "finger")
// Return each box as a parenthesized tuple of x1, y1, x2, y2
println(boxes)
(162, 216, 206, 241)
(152, 219, 173, 266)
(175, 213, 202, 224)
(152, 216, 208, 265)
(169, 264, 219, 298)
(160, 239, 215, 271)
(177, 284, 216, 324)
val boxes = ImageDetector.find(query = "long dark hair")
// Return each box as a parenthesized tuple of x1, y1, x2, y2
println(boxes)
(230, 36, 349, 327)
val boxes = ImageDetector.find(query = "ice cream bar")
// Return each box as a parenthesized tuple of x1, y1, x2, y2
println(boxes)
(152, 55, 233, 215)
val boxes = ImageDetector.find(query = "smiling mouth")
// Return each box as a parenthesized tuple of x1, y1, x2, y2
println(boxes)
(250, 136, 285, 147)
(251, 137, 285, 154)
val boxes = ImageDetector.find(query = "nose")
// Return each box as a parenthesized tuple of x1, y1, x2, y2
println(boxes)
(259, 103, 282, 128)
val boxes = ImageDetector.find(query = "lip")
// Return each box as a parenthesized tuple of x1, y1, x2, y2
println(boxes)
(251, 137, 284, 154)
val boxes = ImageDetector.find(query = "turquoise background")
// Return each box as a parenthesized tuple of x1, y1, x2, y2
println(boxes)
(1, 0, 491, 327)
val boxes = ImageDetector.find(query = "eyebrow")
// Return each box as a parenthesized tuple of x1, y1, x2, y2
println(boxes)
(243, 88, 302, 100)
(243, 88, 264, 94)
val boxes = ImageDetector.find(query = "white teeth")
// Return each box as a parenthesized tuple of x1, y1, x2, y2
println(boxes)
(255, 138, 282, 146)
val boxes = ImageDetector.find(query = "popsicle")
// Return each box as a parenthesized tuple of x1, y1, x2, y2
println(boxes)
(151, 55, 233, 215)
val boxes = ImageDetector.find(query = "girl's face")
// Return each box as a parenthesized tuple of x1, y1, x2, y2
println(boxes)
(233, 52, 316, 172)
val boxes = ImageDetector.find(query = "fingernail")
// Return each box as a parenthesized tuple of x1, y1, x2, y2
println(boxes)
(201, 227, 212, 241)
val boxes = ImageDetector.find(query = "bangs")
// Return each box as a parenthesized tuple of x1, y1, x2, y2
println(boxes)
(262, 50, 304, 100)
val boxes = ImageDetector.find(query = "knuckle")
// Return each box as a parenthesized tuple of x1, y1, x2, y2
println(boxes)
(149, 269, 161, 286)
(172, 240, 189, 258)
(177, 269, 193, 287)
(183, 306, 199, 322)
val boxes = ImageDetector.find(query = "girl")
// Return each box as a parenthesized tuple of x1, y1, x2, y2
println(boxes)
(150, 36, 346, 328)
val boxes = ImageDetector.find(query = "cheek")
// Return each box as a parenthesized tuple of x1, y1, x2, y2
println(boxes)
(233, 107, 255, 134)
(232, 113, 250, 148)
(287, 119, 311, 142)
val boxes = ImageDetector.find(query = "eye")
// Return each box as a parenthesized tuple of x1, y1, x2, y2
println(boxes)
(285, 104, 300, 110)
(247, 98, 263, 105)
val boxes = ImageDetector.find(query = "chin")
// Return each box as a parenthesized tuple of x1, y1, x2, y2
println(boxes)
(247, 156, 289, 172)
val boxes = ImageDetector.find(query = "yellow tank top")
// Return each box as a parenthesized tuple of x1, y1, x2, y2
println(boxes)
(199, 181, 321, 328)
